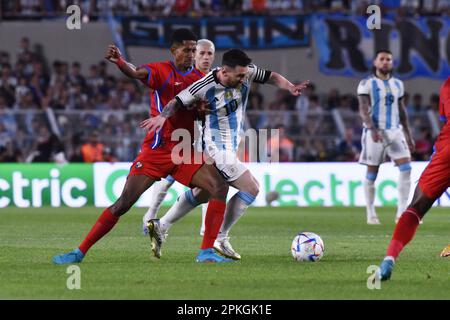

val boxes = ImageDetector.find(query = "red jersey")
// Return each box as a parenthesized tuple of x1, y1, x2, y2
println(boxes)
(140, 60, 204, 149)
(435, 77, 450, 151)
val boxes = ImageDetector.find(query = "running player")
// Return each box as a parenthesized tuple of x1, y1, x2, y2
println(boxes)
(141, 49, 309, 260)
(378, 77, 450, 279)
(52, 29, 232, 264)
(142, 39, 216, 235)
(357, 50, 415, 225)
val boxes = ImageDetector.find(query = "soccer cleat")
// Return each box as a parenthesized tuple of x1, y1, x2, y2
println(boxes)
(440, 245, 450, 257)
(196, 248, 234, 263)
(378, 258, 395, 281)
(147, 219, 165, 259)
(214, 237, 241, 260)
(53, 248, 84, 265)
(367, 217, 381, 225)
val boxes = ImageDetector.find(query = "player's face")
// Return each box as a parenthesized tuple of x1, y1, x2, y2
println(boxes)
(374, 52, 393, 75)
(172, 40, 197, 70)
(223, 65, 249, 87)
(195, 44, 215, 72)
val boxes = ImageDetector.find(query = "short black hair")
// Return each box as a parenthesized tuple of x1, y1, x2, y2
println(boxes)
(170, 28, 197, 46)
(222, 49, 252, 68)
(375, 49, 392, 58)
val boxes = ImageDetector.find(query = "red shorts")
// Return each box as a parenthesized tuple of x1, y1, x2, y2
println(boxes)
(128, 143, 204, 187)
(418, 145, 450, 199)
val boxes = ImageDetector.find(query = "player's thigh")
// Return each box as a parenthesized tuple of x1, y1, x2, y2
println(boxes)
(359, 129, 385, 166)
(111, 174, 155, 215)
(210, 150, 247, 182)
(189, 164, 228, 199)
(386, 129, 411, 162)
(418, 146, 450, 200)
(228, 169, 259, 196)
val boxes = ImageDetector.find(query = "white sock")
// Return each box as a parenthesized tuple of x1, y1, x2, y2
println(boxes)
(200, 204, 207, 235)
(142, 178, 174, 224)
(397, 169, 411, 218)
(364, 178, 377, 219)
(159, 189, 200, 233)
(217, 191, 255, 241)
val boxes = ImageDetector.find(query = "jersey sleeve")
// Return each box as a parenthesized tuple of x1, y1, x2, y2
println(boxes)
(397, 80, 405, 99)
(175, 80, 204, 107)
(139, 62, 162, 89)
(357, 78, 370, 95)
(247, 64, 271, 84)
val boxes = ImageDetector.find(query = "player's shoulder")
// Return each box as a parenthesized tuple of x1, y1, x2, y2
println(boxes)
(187, 70, 216, 95)
(358, 75, 374, 86)
(390, 76, 403, 85)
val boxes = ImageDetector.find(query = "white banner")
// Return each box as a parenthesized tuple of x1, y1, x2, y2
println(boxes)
(93, 162, 450, 207)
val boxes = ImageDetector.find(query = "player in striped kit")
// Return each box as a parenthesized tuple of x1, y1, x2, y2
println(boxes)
(357, 50, 415, 225)
(141, 49, 309, 260)
(142, 39, 216, 235)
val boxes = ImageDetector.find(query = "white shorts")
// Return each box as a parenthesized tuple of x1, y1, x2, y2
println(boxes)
(205, 148, 248, 182)
(359, 127, 411, 166)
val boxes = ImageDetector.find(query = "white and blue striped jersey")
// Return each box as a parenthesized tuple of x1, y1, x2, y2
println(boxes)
(176, 64, 271, 152)
(357, 75, 405, 130)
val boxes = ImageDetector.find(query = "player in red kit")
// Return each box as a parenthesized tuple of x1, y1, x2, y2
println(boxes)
(378, 77, 450, 280)
(52, 29, 232, 264)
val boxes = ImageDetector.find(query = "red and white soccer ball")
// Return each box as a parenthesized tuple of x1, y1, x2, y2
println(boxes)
(291, 232, 325, 262)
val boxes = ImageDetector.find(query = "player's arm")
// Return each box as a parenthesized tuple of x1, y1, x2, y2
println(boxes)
(105, 44, 148, 80)
(139, 98, 184, 133)
(358, 94, 382, 142)
(398, 97, 415, 151)
(266, 72, 310, 96)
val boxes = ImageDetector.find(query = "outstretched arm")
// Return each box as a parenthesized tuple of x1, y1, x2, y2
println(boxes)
(266, 72, 310, 96)
(139, 98, 184, 133)
(105, 44, 148, 80)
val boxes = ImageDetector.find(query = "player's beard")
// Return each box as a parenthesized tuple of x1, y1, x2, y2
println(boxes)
(378, 67, 393, 76)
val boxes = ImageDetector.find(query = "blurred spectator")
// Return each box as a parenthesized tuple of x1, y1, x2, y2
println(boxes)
(81, 130, 104, 162)
(268, 124, 294, 162)
(413, 127, 433, 160)
(336, 128, 361, 161)
(27, 125, 66, 163)
(427, 93, 440, 111)
(407, 93, 423, 114)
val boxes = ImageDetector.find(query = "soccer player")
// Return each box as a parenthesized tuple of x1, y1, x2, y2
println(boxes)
(52, 29, 233, 264)
(377, 77, 450, 280)
(141, 49, 309, 260)
(142, 39, 216, 235)
(357, 50, 415, 225)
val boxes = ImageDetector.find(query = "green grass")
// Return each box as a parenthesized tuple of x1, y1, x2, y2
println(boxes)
(0, 206, 449, 299)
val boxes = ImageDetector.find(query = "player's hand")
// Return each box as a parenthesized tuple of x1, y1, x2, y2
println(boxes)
(193, 99, 209, 112)
(105, 44, 122, 64)
(139, 116, 166, 133)
(290, 80, 310, 96)
(370, 128, 383, 143)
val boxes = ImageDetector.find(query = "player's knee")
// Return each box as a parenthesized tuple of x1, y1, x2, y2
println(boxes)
(209, 179, 229, 199)
(398, 162, 412, 173)
(111, 196, 133, 216)
(247, 181, 259, 197)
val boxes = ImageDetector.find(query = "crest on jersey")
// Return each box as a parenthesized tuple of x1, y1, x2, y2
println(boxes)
(135, 161, 143, 169)
(225, 91, 233, 100)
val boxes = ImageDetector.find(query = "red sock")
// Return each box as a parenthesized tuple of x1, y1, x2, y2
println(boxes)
(201, 199, 226, 250)
(79, 208, 119, 255)
(386, 208, 421, 259)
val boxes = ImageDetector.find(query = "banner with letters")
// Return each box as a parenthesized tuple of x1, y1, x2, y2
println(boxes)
(1, 162, 450, 208)
(312, 14, 450, 79)
(118, 15, 310, 49)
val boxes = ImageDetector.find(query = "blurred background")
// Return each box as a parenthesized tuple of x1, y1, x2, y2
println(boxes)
(0, 0, 448, 164)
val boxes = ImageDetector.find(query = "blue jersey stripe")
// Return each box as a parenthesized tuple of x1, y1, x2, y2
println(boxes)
(206, 87, 224, 149)
(158, 71, 174, 94)
(150, 91, 162, 149)
(371, 80, 380, 128)
(384, 80, 393, 129)
(224, 88, 238, 150)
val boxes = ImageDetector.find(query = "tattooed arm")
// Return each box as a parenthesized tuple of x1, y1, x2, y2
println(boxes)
(139, 98, 184, 133)
(358, 95, 383, 142)
(398, 97, 415, 151)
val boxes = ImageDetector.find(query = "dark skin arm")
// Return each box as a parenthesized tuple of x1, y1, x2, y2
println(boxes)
(105, 44, 148, 80)
(398, 97, 415, 152)
(139, 98, 184, 133)
(358, 94, 383, 142)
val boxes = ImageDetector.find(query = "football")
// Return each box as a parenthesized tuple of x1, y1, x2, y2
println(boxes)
(291, 232, 325, 262)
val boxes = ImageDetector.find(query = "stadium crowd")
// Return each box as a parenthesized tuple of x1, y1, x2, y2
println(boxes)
(1, 0, 449, 19)
(0, 37, 439, 163)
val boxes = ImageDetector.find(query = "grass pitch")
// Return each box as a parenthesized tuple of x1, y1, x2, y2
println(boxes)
(0, 206, 449, 299)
